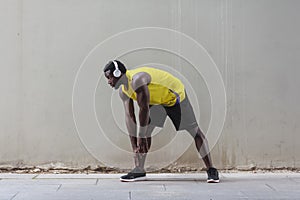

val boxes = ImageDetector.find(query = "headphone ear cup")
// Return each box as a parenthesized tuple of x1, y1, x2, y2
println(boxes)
(113, 69, 121, 77)
(112, 60, 121, 77)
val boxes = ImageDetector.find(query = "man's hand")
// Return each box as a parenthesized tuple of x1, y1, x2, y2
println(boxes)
(137, 137, 148, 154)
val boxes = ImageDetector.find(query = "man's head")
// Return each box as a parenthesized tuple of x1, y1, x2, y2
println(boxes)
(103, 60, 127, 89)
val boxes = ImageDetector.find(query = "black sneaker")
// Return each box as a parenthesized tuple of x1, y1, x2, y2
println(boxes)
(120, 167, 146, 182)
(207, 167, 220, 183)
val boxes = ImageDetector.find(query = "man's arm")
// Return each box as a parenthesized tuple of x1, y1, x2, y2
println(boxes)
(135, 85, 150, 137)
(119, 88, 137, 151)
(132, 73, 151, 154)
(132, 72, 151, 137)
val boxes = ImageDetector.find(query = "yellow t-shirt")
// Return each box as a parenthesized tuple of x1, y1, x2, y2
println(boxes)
(121, 67, 185, 106)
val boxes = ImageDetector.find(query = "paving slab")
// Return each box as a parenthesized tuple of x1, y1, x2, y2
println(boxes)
(0, 172, 299, 200)
(0, 192, 18, 200)
(0, 179, 97, 186)
(35, 173, 120, 179)
(0, 173, 37, 179)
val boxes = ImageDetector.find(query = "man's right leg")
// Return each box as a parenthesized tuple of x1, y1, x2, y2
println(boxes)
(135, 105, 166, 170)
(120, 125, 155, 182)
(121, 105, 166, 182)
(135, 125, 155, 170)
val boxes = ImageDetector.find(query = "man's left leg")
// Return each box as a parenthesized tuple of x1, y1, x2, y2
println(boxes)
(187, 126, 212, 168)
(187, 125, 219, 183)
(165, 94, 220, 183)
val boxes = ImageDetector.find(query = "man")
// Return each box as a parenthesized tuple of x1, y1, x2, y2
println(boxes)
(103, 60, 219, 183)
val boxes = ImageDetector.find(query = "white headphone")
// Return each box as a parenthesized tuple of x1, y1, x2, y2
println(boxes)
(112, 60, 121, 77)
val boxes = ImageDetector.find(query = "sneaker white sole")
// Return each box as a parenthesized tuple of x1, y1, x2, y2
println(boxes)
(207, 179, 220, 183)
(120, 176, 147, 182)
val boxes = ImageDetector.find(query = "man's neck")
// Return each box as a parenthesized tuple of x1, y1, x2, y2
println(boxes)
(121, 74, 129, 90)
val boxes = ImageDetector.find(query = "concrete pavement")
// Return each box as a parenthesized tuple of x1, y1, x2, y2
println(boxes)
(0, 172, 300, 200)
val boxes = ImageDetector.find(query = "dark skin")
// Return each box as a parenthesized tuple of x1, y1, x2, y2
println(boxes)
(105, 70, 152, 169)
(105, 70, 213, 170)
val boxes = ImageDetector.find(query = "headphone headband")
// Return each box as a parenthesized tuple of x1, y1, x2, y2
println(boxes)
(112, 60, 118, 69)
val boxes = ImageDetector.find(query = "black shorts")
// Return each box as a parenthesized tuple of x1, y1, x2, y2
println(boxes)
(148, 94, 198, 132)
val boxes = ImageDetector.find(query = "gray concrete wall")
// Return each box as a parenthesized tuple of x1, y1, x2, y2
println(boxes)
(0, 0, 299, 170)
